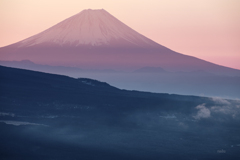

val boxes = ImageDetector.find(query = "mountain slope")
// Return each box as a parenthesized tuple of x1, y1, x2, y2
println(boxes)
(0, 9, 239, 76)
(17, 9, 161, 48)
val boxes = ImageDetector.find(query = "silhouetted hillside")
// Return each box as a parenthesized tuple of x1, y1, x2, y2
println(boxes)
(0, 66, 240, 160)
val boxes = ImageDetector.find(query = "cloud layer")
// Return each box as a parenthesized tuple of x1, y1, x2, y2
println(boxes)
(193, 104, 211, 120)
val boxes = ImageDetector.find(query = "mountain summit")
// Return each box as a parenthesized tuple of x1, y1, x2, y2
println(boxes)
(0, 9, 239, 75)
(18, 9, 160, 48)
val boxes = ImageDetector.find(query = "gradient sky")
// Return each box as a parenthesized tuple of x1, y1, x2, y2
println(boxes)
(0, 0, 239, 69)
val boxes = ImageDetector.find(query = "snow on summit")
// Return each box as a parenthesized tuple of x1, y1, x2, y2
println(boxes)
(19, 9, 159, 48)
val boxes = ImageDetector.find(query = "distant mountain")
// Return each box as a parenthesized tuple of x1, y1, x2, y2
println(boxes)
(133, 66, 215, 76)
(1, 61, 239, 98)
(0, 9, 239, 76)
(0, 60, 117, 75)
(133, 67, 167, 73)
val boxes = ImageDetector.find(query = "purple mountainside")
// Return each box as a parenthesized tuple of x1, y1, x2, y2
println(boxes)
(0, 9, 239, 76)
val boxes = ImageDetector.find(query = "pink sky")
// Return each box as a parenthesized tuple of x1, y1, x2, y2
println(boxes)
(0, 0, 240, 69)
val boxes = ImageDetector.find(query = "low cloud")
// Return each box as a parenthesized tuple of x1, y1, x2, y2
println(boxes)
(211, 97, 231, 105)
(0, 120, 48, 126)
(0, 112, 15, 117)
(211, 106, 233, 115)
(193, 104, 211, 120)
(192, 99, 240, 121)
(210, 105, 240, 119)
(178, 122, 188, 129)
(209, 97, 240, 119)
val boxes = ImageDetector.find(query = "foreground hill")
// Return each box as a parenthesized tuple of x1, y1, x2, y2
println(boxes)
(0, 66, 240, 160)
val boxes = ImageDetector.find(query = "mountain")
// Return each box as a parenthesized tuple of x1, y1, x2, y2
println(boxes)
(1, 65, 240, 160)
(133, 66, 167, 73)
(16, 9, 161, 48)
(0, 60, 118, 75)
(0, 9, 239, 76)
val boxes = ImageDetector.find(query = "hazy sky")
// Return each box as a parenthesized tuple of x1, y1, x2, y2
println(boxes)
(0, 0, 239, 69)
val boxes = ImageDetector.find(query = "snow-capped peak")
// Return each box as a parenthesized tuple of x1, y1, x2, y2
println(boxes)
(19, 9, 160, 48)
